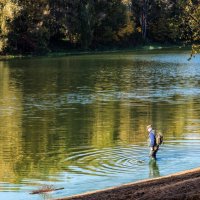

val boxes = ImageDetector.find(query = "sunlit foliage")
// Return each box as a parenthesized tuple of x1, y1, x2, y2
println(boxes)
(0, 0, 199, 54)
(181, 0, 200, 57)
(0, 0, 21, 52)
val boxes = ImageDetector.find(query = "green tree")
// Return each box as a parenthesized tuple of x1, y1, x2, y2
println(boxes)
(92, 0, 128, 48)
(0, 0, 21, 53)
(1, 0, 199, 54)
(181, 0, 200, 56)
(148, 0, 182, 43)
(65, 0, 95, 49)
(7, 0, 50, 54)
(131, 0, 182, 43)
(48, 0, 69, 43)
(131, 0, 150, 42)
(65, 0, 128, 49)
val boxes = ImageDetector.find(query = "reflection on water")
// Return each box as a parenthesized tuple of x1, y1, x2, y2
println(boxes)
(149, 159, 160, 178)
(0, 63, 23, 185)
(0, 49, 200, 200)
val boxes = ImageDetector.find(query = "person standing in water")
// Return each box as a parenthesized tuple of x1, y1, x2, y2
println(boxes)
(147, 125, 159, 159)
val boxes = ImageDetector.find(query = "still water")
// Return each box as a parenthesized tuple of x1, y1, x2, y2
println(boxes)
(0, 49, 200, 200)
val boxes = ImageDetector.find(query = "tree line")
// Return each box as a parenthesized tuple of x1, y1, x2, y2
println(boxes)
(0, 0, 199, 54)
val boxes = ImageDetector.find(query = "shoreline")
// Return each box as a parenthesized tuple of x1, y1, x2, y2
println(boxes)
(54, 167, 200, 200)
(0, 45, 188, 61)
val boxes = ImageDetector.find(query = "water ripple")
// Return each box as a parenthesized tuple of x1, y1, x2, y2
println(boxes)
(63, 146, 146, 177)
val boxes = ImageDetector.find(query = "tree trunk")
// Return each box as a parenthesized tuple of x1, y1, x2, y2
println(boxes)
(141, 0, 149, 41)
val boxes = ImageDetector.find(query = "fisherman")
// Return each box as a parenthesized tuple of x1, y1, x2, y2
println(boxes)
(147, 124, 159, 159)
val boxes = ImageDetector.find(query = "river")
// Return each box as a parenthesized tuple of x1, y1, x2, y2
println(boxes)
(0, 48, 200, 200)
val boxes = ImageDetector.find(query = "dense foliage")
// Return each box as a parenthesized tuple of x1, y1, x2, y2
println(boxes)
(0, 0, 199, 54)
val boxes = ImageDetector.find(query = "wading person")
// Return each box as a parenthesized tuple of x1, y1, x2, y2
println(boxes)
(147, 125, 159, 159)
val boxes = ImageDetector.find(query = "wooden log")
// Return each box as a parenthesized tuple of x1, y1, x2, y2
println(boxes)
(30, 187, 64, 194)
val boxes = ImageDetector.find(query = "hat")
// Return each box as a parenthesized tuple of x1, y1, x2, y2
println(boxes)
(146, 124, 152, 129)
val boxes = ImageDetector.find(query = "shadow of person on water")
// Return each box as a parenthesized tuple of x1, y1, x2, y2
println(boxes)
(149, 159, 160, 178)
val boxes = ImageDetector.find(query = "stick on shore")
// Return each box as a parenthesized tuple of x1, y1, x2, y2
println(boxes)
(30, 187, 64, 195)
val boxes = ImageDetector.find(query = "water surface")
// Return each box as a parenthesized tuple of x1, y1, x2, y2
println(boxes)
(0, 49, 200, 200)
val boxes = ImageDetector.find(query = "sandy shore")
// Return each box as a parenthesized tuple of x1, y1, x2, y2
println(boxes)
(55, 167, 200, 200)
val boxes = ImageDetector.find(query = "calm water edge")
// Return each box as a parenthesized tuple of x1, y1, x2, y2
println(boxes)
(0, 49, 200, 200)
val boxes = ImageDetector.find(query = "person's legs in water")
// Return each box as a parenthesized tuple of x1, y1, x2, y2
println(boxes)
(150, 146, 159, 159)
(149, 148, 155, 159)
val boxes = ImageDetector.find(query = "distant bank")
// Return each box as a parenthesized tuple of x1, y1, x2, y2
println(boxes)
(0, 45, 189, 61)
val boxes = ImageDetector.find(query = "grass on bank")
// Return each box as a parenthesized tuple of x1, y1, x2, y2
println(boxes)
(0, 44, 191, 61)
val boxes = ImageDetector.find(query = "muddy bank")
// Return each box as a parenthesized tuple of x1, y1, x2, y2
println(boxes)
(55, 167, 200, 200)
